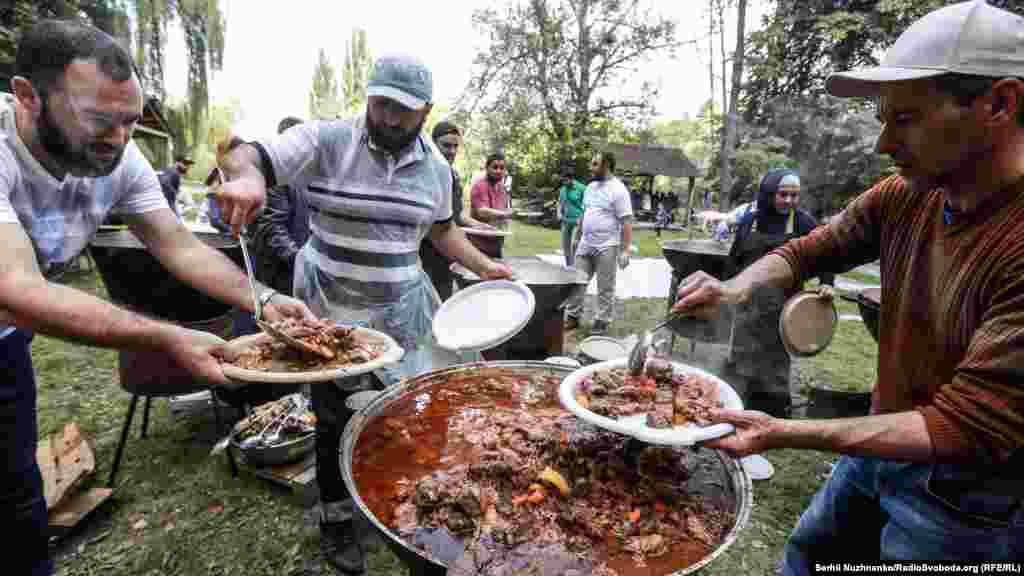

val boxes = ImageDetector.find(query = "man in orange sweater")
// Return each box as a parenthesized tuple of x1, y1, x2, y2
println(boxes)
(672, 1, 1024, 570)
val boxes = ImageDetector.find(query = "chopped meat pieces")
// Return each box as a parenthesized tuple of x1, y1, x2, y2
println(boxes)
(352, 371, 741, 576)
(227, 318, 385, 372)
(576, 365, 722, 427)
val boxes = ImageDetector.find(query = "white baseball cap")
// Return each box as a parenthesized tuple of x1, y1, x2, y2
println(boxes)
(827, 0, 1024, 98)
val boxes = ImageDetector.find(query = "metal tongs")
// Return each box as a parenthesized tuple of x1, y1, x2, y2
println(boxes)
(212, 167, 328, 359)
(238, 226, 330, 358)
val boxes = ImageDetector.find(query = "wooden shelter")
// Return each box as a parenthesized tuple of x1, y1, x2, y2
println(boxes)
(598, 143, 701, 220)
(134, 96, 173, 169)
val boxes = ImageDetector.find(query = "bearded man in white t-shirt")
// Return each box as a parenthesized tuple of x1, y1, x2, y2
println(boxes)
(564, 151, 633, 334)
(0, 21, 312, 576)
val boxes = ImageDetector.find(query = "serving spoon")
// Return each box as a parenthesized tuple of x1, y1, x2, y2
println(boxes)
(627, 314, 699, 376)
(208, 166, 329, 359)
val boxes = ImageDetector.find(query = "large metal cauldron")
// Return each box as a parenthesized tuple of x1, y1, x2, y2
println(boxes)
(662, 240, 733, 343)
(89, 229, 245, 323)
(451, 258, 587, 359)
(661, 239, 732, 281)
(89, 229, 244, 393)
(340, 361, 753, 576)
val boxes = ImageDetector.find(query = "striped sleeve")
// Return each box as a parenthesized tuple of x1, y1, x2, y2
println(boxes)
(434, 160, 453, 223)
(257, 120, 335, 189)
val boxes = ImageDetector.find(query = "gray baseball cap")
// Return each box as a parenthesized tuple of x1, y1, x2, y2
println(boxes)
(366, 54, 433, 110)
(827, 0, 1024, 98)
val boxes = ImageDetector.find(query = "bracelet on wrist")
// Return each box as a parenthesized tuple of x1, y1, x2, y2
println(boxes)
(258, 290, 279, 309)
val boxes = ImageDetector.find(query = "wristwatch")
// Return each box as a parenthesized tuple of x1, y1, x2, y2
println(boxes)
(258, 290, 279, 309)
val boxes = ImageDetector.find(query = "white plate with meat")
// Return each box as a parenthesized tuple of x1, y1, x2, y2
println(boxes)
(559, 357, 743, 446)
(221, 319, 404, 384)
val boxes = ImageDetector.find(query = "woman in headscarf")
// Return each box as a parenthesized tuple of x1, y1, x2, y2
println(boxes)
(725, 168, 833, 417)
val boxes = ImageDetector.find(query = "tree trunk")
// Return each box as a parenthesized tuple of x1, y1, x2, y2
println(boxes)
(718, 0, 728, 210)
(719, 0, 747, 212)
(707, 0, 715, 178)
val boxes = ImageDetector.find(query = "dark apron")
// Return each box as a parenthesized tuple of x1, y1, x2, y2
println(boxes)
(727, 226, 797, 416)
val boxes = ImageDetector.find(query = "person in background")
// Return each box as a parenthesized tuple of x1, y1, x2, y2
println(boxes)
(557, 170, 586, 266)
(725, 169, 833, 417)
(418, 120, 487, 300)
(654, 203, 670, 238)
(712, 218, 731, 242)
(564, 151, 633, 334)
(469, 151, 514, 258)
(205, 136, 246, 234)
(157, 154, 193, 217)
(673, 3, 1024, 568)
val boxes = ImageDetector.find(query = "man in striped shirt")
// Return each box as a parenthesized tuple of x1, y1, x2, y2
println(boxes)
(219, 55, 510, 575)
(673, 1, 1024, 571)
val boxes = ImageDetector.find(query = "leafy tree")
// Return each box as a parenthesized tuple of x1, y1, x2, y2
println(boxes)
(718, 0, 748, 212)
(1, 0, 226, 156)
(309, 48, 343, 120)
(189, 97, 243, 180)
(743, 0, 1024, 123)
(340, 29, 372, 118)
(458, 0, 682, 195)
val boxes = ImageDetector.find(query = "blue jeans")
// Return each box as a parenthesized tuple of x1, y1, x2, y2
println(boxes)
(561, 223, 577, 267)
(783, 456, 1023, 574)
(1, 330, 53, 576)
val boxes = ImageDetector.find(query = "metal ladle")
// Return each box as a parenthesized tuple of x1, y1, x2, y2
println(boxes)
(627, 314, 696, 376)
(211, 170, 329, 360)
(237, 226, 329, 358)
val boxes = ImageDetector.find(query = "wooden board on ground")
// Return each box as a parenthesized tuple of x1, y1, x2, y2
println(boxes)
(48, 488, 113, 538)
(236, 451, 316, 497)
(37, 422, 96, 510)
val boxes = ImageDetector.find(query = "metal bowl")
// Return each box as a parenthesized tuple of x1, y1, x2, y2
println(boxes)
(340, 361, 753, 575)
(229, 431, 315, 468)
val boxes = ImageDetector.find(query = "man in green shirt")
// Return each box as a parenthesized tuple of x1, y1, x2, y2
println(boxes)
(557, 172, 586, 266)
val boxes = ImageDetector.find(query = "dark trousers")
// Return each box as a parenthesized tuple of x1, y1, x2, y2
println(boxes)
(311, 376, 381, 504)
(1, 330, 53, 576)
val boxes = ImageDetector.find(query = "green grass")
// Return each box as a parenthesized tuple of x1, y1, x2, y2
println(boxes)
(35, 224, 875, 576)
(839, 270, 880, 286)
(504, 219, 711, 260)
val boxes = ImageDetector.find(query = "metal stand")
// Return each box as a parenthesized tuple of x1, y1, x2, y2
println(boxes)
(107, 390, 227, 487)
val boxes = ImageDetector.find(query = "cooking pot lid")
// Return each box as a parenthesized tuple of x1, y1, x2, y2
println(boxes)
(577, 336, 629, 361)
(780, 290, 837, 357)
(432, 280, 535, 352)
(451, 258, 585, 285)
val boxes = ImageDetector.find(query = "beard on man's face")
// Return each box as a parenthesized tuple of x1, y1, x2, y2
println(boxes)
(366, 112, 424, 154)
(38, 97, 124, 178)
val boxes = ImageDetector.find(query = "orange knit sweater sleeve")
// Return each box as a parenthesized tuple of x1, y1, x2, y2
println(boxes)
(774, 175, 1024, 463)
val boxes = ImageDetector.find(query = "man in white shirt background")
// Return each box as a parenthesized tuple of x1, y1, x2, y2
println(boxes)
(564, 151, 633, 334)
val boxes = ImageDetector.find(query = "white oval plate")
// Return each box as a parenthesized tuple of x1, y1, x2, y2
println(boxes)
(432, 280, 535, 352)
(559, 358, 743, 446)
(221, 325, 404, 384)
(460, 226, 512, 237)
